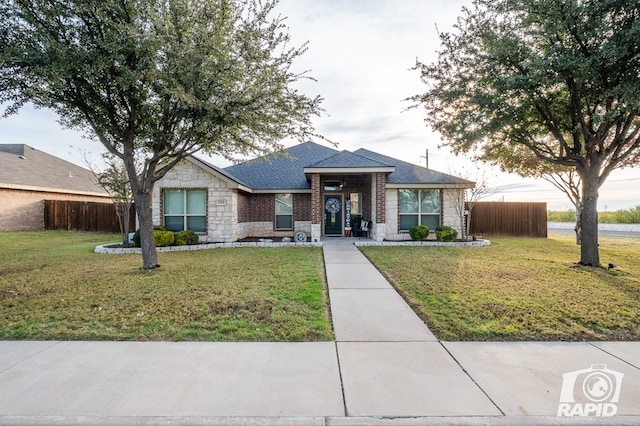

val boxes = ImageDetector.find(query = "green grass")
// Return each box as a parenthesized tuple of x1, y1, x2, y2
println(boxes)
(360, 235, 640, 341)
(0, 231, 333, 341)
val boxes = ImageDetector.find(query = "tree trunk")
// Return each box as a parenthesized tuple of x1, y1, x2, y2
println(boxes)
(574, 202, 583, 246)
(580, 171, 600, 266)
(134, 190, 158, 269)
(122, 201, 132, 247)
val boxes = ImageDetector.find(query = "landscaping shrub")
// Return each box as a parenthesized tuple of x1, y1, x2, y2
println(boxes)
(174, 230, 200, 246)
(435, 225, 457, 242)
(409, 225, 429, 241)
(132, 226, 171, 247)
(154, 230, 175, 247)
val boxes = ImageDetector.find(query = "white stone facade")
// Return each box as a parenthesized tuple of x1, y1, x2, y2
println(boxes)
(153, 160, 240, 243)
(441, 188, 465, 235)
(154, 160, 314, 243)
(382, 188, 465, 241)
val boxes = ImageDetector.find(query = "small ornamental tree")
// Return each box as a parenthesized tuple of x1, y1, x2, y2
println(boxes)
(94, 154, 135, 247)
(495, 145, 584, 244)
(1, 0, 326, 269)
(445, 164, 492, 241)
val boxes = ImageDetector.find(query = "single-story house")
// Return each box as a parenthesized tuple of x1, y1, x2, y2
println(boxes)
(0, 144, 110, 231)
(153, 142, 475, 242)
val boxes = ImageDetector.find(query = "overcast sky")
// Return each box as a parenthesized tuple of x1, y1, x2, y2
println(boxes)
(1, 0, 638, 211)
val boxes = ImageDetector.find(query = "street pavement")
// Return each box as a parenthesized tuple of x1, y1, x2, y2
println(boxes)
(1, 239, 639, 425)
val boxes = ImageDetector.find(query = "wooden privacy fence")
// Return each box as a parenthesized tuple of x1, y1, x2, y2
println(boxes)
(467, 202, 547, 237)
(44, 200, 136, 233)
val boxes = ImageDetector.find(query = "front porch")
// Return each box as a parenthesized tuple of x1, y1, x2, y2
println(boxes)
(307, 171, 389, 242)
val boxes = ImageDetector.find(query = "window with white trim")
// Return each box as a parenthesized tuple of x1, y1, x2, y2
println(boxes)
(398, 189, 440, 230)
(275, 193, 293, 230)
(163, 189, 206, 232)
(350, 193, 362, 215)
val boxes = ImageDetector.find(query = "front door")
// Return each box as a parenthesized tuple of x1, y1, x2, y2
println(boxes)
(324, 195, 343, 235)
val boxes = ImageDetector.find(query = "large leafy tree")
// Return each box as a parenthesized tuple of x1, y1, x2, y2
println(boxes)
(412, 0, 640, 266)
(0, 0, 324, 268)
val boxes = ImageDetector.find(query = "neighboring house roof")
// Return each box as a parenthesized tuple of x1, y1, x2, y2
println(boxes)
(0, 144, 108, 195)
(205, 141, 474, 191)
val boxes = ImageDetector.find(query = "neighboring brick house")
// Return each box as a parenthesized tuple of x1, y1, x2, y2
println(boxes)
(0, 144, 110, 231)
(154, 142, 475, 242)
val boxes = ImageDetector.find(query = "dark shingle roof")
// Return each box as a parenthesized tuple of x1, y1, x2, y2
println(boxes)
(215, 142, 474, 190)
(354, 148, 475, 186)
(306, 150, 394, 169)
(223, 142, 339, 190)
(0, 144, 108, 195)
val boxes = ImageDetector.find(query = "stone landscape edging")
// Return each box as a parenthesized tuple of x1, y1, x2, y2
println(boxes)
(95, 239, 490, 253)
(354, 239, 491, 247)
(94, 241, 323, 254)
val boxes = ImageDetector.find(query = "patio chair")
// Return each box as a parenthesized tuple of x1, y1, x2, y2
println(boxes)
(360, 220, 369, 238)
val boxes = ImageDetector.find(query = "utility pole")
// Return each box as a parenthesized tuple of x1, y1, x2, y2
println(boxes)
(420, 149, 429, 169)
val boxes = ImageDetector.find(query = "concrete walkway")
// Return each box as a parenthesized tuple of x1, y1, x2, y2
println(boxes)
(1, 239, 640, 425)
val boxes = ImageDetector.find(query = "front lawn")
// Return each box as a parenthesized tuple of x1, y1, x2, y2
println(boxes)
(360, 235, 640, 341)
(0, 231, 333, 341)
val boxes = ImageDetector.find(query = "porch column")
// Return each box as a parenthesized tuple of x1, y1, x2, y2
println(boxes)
(375, 172, 386, 223)
(310, 173, 321, 241)
(372, 172, 386, 241)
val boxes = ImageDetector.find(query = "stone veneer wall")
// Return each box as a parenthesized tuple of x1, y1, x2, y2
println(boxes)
(155, 161, 316, 242)
(240, 221, 312, 238)
(153, 161, 240, 242)
(383, 188, 464, 242)
(441, 188, 464, 235)
(0, 188, 110, 231)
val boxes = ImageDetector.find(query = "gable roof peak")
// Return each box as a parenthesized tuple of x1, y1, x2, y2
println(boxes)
(305, 149, 395, 170)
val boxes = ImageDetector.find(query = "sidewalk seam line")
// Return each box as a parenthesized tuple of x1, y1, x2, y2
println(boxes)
(334, 342, 349, 418)
(439, 342, 506, 417)
(0, 341, 61, 376)
(323, 243, 349, 418)
(587, 341, 640, 371)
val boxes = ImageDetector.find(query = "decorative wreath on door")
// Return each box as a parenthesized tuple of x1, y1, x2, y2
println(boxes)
(325, 198, 341, 214)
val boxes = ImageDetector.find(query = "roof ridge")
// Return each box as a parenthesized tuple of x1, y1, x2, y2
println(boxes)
(306, 149, 393, 168)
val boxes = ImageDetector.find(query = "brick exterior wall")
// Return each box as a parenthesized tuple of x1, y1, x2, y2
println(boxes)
(237, 192, 248, 223)
(311, 174, 321, 224)
(293, 193, 311, 221)
(246, 194, 274, 222)
(375, 172, 386, 223)
(0, 188, 110, 231)
(342, 176, 369, 220)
